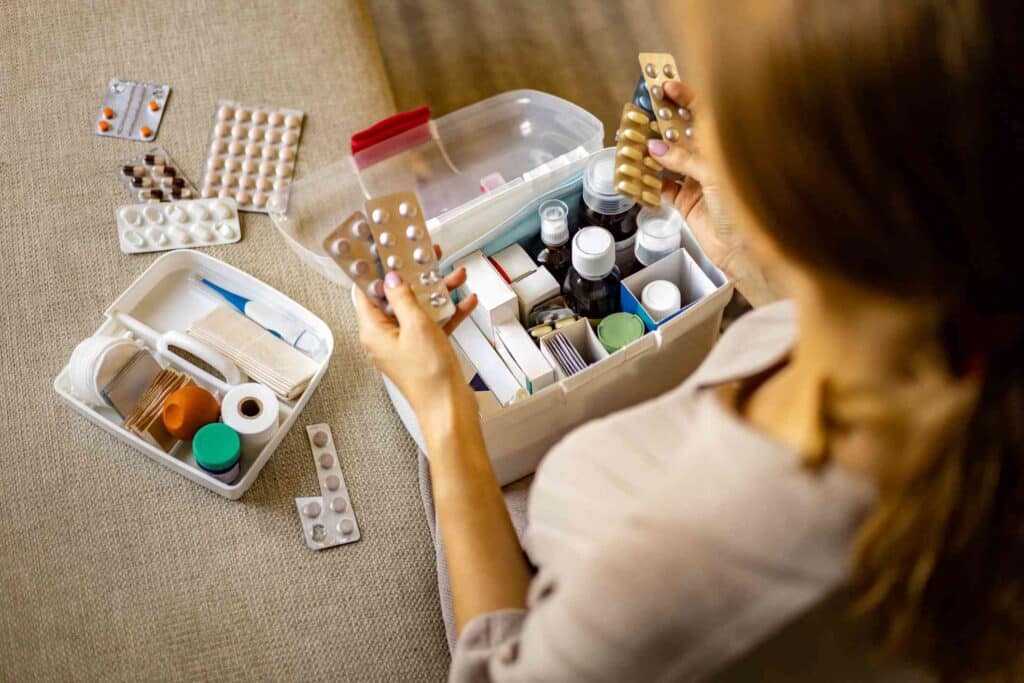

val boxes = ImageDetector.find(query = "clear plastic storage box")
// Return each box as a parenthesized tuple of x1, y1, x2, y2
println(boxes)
(273, 91, 733, 485)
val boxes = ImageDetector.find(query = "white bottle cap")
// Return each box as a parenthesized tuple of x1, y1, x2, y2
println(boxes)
(641, 279, 683, 321)
(583, 148, 636, 216)
(572, 227, 615, 280)
(538, 199, 569, 246)
(635, 204, 683, 266)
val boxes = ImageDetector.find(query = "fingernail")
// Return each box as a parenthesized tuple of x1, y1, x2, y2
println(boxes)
(385, 271, 402, 288)
(648, 139, 669, 157)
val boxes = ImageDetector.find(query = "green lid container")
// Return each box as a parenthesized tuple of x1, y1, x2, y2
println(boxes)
(192, 423, 241, 473)
(597, 313, 646, 353)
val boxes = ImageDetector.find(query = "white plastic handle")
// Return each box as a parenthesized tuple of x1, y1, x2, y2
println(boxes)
(157, 331, 245, 391)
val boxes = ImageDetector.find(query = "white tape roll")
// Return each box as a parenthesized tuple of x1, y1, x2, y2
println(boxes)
(221, 383, 280, 456)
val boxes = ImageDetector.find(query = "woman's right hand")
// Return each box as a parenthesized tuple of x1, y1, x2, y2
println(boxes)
(648, 81, 778, 306)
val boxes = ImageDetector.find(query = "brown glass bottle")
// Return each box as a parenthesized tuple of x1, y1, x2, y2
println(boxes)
(535, 199, 573, 284)
(580, 148, 641, 277)
(562, 227, 622, 322)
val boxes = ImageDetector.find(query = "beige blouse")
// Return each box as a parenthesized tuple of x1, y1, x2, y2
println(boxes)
(420, 302, 927, 681)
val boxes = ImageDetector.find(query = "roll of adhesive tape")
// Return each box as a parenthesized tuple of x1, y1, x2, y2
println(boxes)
(68, 335, 139, 406)
(221, 383, 279, 456)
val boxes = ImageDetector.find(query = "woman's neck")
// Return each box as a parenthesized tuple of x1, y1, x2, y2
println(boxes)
(743, 272, 941, 475)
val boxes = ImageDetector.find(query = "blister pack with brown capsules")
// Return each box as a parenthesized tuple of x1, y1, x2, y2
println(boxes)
(614, 103, 664, 208)
(323, 211, 386, 306)
(639, 52, 693, 144)
(364, 192, 456, 325)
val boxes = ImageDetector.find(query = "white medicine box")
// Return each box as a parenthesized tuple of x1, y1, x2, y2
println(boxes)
(274, 92, 733, 485)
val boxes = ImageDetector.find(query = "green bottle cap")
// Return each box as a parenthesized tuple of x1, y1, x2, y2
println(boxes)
(597, 313, 646, 353)
(192, 423, 241, 473)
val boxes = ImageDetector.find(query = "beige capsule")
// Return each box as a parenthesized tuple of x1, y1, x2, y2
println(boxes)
(617, 144, 644, 162)
(626, 109, 649, 125)
(642, 190, 662, 207)
(643, 156, 663, 173)
(616, 179, 642, 197)
(621, 128, 647, 144)
(617, 163, 642, 179)
(642, 174, 662, 190)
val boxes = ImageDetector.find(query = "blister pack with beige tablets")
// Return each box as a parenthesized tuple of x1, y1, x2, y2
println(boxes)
(614, 103, 663, 208)
(323, 211, 384, 303)
(295, 424, 360, 551)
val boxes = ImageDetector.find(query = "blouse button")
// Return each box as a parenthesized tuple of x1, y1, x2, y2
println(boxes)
(498, 641, 519, 665)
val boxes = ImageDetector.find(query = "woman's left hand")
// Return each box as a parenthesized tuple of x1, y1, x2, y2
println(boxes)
(352, 246, 478, 415)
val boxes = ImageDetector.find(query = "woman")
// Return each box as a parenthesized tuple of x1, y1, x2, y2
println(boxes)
(354, 0, 1023, 680)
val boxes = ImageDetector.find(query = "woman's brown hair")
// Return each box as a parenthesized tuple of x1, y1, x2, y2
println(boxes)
(697, 0, 1023, 679)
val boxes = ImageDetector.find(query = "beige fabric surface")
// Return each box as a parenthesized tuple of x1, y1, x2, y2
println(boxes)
(0, 1, 452, 680)
(367, 0, 677, 143)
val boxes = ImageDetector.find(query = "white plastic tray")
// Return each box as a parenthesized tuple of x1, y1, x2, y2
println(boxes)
(53, 250, 334, 499)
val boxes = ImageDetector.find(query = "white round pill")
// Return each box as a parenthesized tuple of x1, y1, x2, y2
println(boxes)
(405, 225, 422, 240)
(168, 226, 191, 243)
(398, 201, 416, 218)
(303, 501, 321, 518)
(279, 146, 294, 161)
(256, 177, 272, 191)
(245, 143, 260, 158)
(235, 190, 251, 205)
(229, 140, 245, 155)
(285, 114, 301, 129)
(253, 192, 267, 207)
(413, 247, 428, 264)
(243, 159, 258, 173)
(325, 474, 340, 491)
(191, 224, 214, 242)
(275, 162, 292, 178)
(238, 174, 253, 189)
(212, 202, 233, 220)
(201, 186, 216, 198)
(386, 255, 401, 269)
(371, 208, 388, 224)
(268, 111, 284, 126)
(259, 161, 274, 176)
(205, 172, 221, 189)
(143, 205, 163, 224)
(282, 130, 298, 145)
(215, 122, 231, 136)
(216, 222, 237, 239)
(218, 105, 234, 121)
(262, 145, 276, 160)
(331, 497, 347, 513)
(247, 127, 263, 142)
(222, 173, 237, 187)
(211, 139, 227, 154)
(252, 109, 267, 124)
(379, 231, 394, 247)
(218, 187, 232, 199)
(225, 157, 240, 172)
(124, 230, 145, 247)
(234, 108, 251, 122)
(207, 156, 224, 171)
(319, 452, 334, 469)
(120, 207, 141, 226)
(337, 519, 355, 535)
(265, 128, 280, 144)
(231, 124, 247, 139)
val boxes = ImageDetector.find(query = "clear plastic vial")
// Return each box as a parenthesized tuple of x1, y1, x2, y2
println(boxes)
(563, 226, 621, 322)
(580, 148, 641, 276)
(634, 203, 684, 268)
(535, 199, 572, 284)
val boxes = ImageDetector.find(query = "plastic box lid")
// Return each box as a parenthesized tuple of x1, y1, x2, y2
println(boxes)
(271, 90, 603, 284)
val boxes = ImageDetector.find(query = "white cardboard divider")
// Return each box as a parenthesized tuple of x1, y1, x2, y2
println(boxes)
(621, 248, 718, 332)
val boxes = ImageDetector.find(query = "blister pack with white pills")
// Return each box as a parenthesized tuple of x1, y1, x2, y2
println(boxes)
(296, 424, 360, 551)
(95, 78, 169, 141)
(116, 198, 241, 254)
(639, 52, 692, 145)
(365, 192, 456, 324)
(614, 103, 663, 208)
(323, 211, 386, 304)
(119, 147, 198, 202)
(200, 101, 304, 213)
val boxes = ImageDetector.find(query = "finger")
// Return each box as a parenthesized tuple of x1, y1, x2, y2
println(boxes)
(661, 178, 681, 204)
(442, 294, 478, 336)
(649, 139, 711, 185)
(352, 285, 398, 349)
(662, 80, 697, 108)
(444, 266, 467, 293)
(675, 176, 705, 219)
(383, 271, 430, 328)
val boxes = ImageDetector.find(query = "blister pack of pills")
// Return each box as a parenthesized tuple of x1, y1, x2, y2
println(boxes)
(119, 147, 198, 202)
(95, 79, 169, 141)
(365, 192, 456, 325)
(614, 103, 663, 208)
(200, 100, 304, 214)
(116, 198, 241, 254)
(323, 211, 385, 302)
(295, 424, 361, 551)
(639, 53, 691, 144)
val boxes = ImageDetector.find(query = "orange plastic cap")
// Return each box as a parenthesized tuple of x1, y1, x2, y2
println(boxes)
(162, 386, 221, 440)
